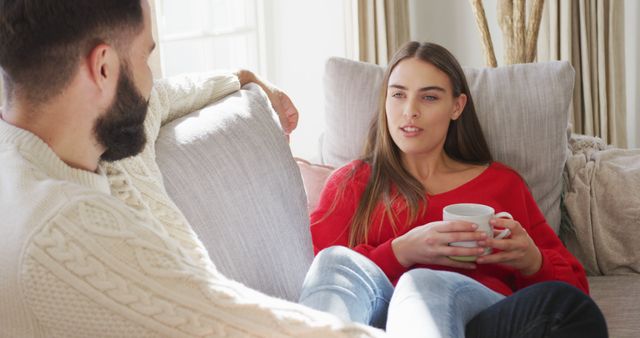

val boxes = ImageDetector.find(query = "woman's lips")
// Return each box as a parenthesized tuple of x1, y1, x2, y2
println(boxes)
(400, 125, 423, 137)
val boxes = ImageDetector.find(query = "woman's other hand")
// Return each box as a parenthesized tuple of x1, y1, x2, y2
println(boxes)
(476, 218, 543, 276)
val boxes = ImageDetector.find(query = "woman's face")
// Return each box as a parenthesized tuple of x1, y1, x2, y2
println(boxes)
(385, 57, 466, 159)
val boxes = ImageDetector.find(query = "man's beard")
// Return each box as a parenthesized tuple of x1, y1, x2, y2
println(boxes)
(94, 64, 149, 162)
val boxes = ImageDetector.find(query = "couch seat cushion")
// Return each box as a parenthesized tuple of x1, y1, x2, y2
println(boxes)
(588, 275, 640, 337)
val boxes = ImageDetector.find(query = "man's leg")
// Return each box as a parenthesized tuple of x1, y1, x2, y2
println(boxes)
(298, 246, 394, 328)
(465, 281, 608, 338)
(386, 269, 505, 338)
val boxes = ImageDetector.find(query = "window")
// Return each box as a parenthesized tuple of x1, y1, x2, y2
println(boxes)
(154, 0, 355, 160)
(155, 0, 263, 77)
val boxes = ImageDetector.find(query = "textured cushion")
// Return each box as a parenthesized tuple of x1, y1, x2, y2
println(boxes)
(155, 84, 312, 301)
(588, 275, 640, 337)
(564, 145, 640, 276)
(321, 57, 574, 233)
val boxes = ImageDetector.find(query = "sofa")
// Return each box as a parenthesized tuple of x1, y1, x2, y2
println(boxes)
(154, 59, 639, 337)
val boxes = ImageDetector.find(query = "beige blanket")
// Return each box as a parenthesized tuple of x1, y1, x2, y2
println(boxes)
(563, 135, 640, 276)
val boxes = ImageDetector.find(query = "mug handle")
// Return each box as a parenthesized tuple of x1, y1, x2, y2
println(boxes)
(493, 212, 513, 240)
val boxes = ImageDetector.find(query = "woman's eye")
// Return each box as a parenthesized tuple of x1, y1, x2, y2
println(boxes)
(391, 92, 404, 98)
(424, 95, 437, 101)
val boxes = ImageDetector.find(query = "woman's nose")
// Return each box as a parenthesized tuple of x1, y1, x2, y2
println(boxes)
(402, 99, 420, 119)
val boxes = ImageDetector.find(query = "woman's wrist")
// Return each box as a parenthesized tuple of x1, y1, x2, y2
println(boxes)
(520, 248, 543, 276)
(392, 237, 412, 268)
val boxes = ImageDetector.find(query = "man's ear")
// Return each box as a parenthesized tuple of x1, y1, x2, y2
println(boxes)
(452, 93, 468, 120)
(86, 43, 119, 92)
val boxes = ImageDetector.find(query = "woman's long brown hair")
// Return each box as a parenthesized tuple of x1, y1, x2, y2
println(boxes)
(340, 42, 494, 247)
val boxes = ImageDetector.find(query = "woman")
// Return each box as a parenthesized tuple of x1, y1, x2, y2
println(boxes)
(299, 42, 607, 338)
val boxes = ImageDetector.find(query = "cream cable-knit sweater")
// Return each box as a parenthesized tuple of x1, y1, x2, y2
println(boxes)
(0, 73, 384, 338)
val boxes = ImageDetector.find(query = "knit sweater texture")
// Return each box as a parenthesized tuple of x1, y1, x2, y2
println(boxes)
(0, 74, 383, 338)
(310, 160, 589, 296)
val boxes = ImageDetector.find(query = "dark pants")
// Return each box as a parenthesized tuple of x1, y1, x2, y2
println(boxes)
(466, 281, 608, 338)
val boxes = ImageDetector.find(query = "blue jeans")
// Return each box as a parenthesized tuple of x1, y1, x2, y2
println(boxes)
(300, 246, 607, 338)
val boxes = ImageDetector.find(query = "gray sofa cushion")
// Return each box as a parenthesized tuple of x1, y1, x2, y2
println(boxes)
(322, 57, 574, 233)
(156, 84, 312, 301)
(588, 275, 640, 337)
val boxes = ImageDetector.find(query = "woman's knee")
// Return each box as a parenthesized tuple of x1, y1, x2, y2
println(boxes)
(313, 246, 361, 267)
(301, 247, 393, 326)
(397, 269, 477, 294)
(306, 246, 393, 295)
(395, 269, 503, 311)
(311, 246, 373, 277)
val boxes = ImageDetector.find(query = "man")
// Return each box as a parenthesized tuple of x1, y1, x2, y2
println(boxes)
(0, 1, 383, 337)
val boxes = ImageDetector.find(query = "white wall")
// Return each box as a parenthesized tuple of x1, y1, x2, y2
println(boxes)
(409, 0, 638, 148)
(408, 0, 503, 68)
(625, 0, 639, 148)
(262, 0, 354, 160)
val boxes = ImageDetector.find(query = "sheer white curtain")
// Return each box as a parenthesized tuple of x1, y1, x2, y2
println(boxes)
(357, 0, 410, 65)
(538, 0, 627, 147)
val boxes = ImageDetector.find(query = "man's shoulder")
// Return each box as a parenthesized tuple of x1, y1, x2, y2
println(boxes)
(1, 163, 127, 246)
(3, 160, 100, 217)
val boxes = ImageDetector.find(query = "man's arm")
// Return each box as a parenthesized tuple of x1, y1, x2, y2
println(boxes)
(151, 70, 298, 134)
(153, 71, 241, 127)
(22, 195, 385, 337)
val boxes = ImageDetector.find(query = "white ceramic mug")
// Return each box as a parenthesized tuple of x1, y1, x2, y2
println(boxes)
(443, 203, 512, 262)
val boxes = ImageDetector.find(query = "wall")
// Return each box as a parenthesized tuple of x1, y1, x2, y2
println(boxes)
(625, 0, 639, 148)
(408, 0, 502, 67)
(409, 0, 638, 148)
(262, 0, 354, 160)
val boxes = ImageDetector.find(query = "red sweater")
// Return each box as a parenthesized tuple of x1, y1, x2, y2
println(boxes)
(310, 160, 589, 296)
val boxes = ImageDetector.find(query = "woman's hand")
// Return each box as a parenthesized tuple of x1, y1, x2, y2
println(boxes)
(391, 221, 488, 269)
(234, 69, 299, 135)
(476, 218, 542, 276)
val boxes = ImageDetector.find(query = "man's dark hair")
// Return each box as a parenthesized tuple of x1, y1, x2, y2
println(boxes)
(0, 0, 144, 104)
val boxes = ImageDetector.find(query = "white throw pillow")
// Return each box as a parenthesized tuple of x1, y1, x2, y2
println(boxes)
(321, 57, 574, 233)
(156, 84, 312, 301)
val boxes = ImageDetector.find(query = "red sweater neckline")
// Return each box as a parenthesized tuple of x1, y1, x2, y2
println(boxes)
(426, 162, 496, 198)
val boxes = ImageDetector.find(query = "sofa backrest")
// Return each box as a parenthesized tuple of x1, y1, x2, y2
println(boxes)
(155, 84, 312, 301)
(321, 57, 574, 233)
